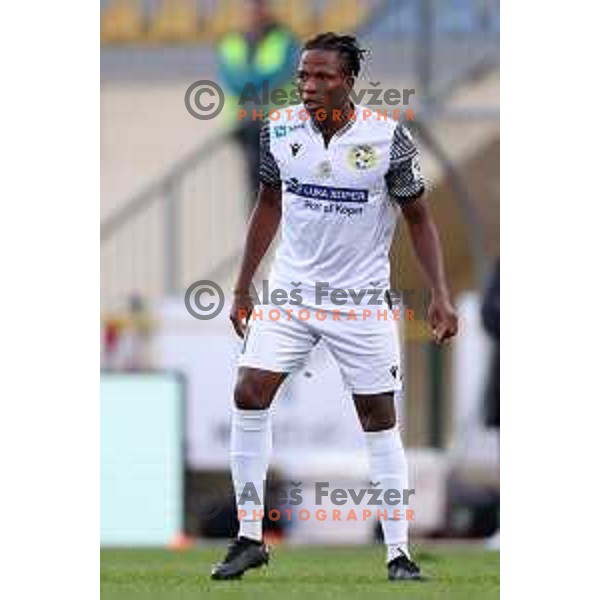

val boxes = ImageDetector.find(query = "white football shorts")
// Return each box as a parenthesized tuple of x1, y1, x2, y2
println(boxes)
(238, 304, 402, 395)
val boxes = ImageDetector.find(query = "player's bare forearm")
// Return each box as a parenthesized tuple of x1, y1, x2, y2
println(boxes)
(230, 184, 281, 337)
(401, 196, 449, 298)
(234, 184, 282, 294)
(401, 196, 458, 342)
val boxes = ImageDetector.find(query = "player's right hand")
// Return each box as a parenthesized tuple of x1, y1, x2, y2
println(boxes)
(428, 294, 458, 344)
(230, 290, 254, 338)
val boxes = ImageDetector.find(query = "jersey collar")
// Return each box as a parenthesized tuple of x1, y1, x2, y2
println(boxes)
(306, 103, 359, 141)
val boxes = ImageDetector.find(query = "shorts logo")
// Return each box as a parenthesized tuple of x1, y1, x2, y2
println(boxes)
(390, 365, 399, 379)
(348, 144, 378, 171)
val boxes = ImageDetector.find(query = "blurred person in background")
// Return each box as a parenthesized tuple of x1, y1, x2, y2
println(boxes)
(101, 294, 153, 371)
(217, 0, 299, 212)
(481, 259, 500, 549)
(482, 260, 499, 430)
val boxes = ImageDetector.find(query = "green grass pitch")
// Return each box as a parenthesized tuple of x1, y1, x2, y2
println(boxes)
(101, 544, 499, 599)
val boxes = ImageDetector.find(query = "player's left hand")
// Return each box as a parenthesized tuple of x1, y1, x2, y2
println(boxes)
(428, 294, 458, 343)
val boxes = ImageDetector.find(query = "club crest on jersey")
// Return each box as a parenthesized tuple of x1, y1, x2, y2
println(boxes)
(348, 144, 378, 171)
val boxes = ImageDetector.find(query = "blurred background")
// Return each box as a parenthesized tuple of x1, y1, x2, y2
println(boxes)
(100, 0, 499, 549)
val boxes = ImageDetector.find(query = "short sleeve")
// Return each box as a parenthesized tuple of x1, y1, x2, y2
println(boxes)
(259, 121, 282, 189)
(385, 123, 425, 204)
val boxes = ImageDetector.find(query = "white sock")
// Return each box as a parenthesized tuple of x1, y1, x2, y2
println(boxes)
(364, 426, 411, 563)
(230, 408, 272, 542)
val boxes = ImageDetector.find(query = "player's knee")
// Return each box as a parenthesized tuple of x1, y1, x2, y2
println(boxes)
(233, 373, 270, 409)
(356, 403, 396, 432)
(360, 413, 396, 432)
(354, 393, 397, 432)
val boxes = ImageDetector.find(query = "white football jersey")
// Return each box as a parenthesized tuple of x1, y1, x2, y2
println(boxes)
(259, 104, 425, 310)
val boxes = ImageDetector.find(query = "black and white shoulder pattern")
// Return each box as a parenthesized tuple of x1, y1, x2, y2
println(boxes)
(385, 123, 425, 204)
(259, 121, 282, 189)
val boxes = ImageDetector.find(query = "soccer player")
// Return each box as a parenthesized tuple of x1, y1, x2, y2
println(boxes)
(211, 32, 458, 581)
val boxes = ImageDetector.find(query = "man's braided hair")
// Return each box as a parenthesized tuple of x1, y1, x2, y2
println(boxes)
(303, 32, 367, 77)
